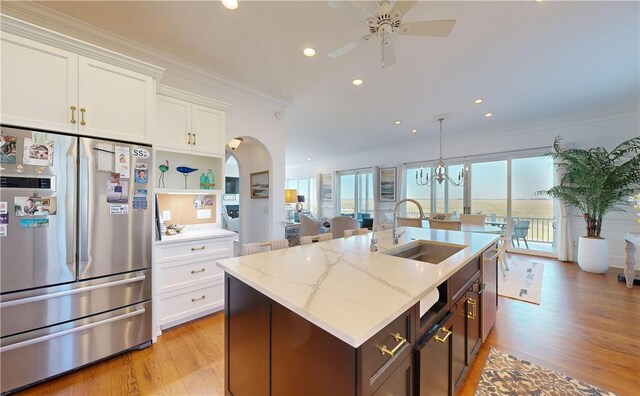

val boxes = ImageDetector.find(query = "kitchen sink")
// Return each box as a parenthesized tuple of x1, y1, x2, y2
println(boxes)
(382, 240, 466, 264)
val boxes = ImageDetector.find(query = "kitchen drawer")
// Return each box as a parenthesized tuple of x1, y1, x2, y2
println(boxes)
(156, 237, 232, 262)
(156, 255, 224, 294)
(158, 281, 223, 327)
(449, 258, 480, 303)
(359, 306, 415, 394)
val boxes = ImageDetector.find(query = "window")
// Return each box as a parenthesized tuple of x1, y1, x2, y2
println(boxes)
(286, 177, 317, 215)
(337, 169, 374, 219)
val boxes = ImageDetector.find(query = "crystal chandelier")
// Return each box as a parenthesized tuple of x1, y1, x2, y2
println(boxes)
(415, 118, 464, 187)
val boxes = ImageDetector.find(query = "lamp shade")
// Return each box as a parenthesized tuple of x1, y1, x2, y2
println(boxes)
(297, 195, 305, 203)
(285, 189, 298, 204)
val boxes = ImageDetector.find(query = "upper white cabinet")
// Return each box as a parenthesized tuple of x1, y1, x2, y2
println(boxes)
(78, 57, 154, 143)
(1, 32, 79, 133)
(156, 86, 229, 157)
(0, 16, 163, 143)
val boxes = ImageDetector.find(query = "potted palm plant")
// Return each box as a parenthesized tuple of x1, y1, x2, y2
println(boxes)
(539, 136, 640, 273)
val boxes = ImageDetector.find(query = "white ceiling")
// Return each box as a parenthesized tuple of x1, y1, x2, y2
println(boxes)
(35, 1, 640, 168)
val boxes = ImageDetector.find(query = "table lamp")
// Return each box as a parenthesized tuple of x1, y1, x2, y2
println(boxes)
(285, 189, 298, 220)
(296, 195, 305, 212)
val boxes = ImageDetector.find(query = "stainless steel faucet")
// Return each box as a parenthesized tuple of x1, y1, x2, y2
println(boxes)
(392, 198, 425, 245)
(370, 219, 392, 252)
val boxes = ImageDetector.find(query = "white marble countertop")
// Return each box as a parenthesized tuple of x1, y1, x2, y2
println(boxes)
(216, 227, 498, 347)
(156, 224, 236, 245)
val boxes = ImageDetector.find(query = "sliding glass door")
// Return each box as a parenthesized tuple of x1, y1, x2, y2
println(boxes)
(405, 152, 557, 256)
(337, 169, 374, 225)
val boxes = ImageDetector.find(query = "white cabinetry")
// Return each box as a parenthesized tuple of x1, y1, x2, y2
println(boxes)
(154, 234, 234, 335)
(156, 86, 229, 156)
(0, 17, 162, 143)
(1, 32, 78, 133)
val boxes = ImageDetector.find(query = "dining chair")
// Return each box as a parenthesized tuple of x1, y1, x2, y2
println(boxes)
(344, 228, 370, 237)
(300, 233, 332, 245)
(242, 242, 267, 256)
(511, 220, 530, 249)
(459, 214, 487, 225)
(270, 239, 290, 250)
(428, 219, 462, 231)
(396, 217, 423, 227)
(497, 219, 516, 276)
(330, 216, 359, 239)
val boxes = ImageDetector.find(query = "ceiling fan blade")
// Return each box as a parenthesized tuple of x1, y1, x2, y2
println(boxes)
(381, 38, 396, 68)
(328, 0, 376, 21)
(391, 0, 416, 18)
(328, 35, 372, 58)
(398, 20, 456, 37)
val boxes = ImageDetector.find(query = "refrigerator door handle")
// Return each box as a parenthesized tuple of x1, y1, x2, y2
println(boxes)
(1, 275, 146, 308)
(78, 153, 89, 267)
(0, 307, 146, 353)
(65, 148, 77, 270)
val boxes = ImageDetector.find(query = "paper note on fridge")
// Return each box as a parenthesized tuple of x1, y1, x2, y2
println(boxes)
(114, 146, 130, 178)
(109, 204, 129, 215)
(95, 143, 114, 172)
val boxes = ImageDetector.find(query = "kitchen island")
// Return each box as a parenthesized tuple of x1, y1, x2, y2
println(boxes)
(217, 227, 500, 395)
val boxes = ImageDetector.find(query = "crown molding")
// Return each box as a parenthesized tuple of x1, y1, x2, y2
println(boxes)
(0, 2, 289, 109)
(157, 85, 230, 111)
(0, 14, 164, 80)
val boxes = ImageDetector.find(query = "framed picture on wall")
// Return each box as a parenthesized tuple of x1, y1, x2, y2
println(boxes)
(250, 171, 269, 199)
(321, 173, 333, 201)
(378, 167, 397, 202)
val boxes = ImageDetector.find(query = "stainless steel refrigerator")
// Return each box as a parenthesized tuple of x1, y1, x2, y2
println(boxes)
(0, 126, 152, 394)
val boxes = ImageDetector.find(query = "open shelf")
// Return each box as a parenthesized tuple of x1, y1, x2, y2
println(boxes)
(154, 149, 223, 190)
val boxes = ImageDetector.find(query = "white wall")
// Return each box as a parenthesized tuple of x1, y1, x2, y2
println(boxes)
(289, 109, 640, 268)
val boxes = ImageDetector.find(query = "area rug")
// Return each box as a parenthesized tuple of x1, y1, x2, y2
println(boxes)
(475, 348, 617, 396)
(498, 260, 544, 304)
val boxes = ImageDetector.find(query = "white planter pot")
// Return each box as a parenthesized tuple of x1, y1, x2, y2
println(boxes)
(577, 237, 609, 273)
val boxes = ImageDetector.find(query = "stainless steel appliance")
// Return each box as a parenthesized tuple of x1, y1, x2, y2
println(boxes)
(0, 126, 152, 394)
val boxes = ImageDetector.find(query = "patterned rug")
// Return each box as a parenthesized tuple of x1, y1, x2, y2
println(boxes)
(498, 260, 544, 304)
(475, 348, 617, 396)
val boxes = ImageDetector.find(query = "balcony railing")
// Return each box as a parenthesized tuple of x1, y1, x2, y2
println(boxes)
(405, 212, 556, 244)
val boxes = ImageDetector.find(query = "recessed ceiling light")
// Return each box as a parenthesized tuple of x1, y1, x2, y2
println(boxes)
(221, 0, 238, 10)
(394, 120, 401, 125)
(352, 78, 363, 86)
(485, 113, 493, 118)
(411, 129, 418, 133)
(303, 48, 316, 57)
(306, 158, 312, 161)
(474, 98, 483, 104)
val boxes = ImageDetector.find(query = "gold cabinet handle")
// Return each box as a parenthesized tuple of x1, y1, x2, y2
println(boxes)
(378, 333, 407, 357)
(191, 246, 206, 251)
(434, 327, 452, 343)
(70, 106, 77, 124)
(193, 133, 196, 145)
(80, 108, 86, 126)
(187, 132, 192, 145)
(191, 295, 206, 302)
(467, 298, 477, 320)
(191, 268, 206, 274)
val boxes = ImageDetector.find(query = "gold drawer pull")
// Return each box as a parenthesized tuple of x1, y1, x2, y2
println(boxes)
(193, 133, 197, 145)
(70, 106, 77, 124)
(467, 298, 477, 320)
(191, 246, 206, 251)
(187, 132, 192, 145)
(191, 268, 206, 274)
(379, 333, 407, 357)
(80, 108, 86, 126)
(191, 295, 206, 302)
(435, 327, 452, 343)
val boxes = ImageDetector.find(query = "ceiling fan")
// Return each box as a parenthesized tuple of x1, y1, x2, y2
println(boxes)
(328, 0, 456, 68)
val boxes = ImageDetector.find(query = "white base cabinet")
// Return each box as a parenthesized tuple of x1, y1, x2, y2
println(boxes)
(154, 235, 234, 336)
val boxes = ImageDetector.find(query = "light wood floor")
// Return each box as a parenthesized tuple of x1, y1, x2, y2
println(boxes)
(16, 254, 640, 396)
